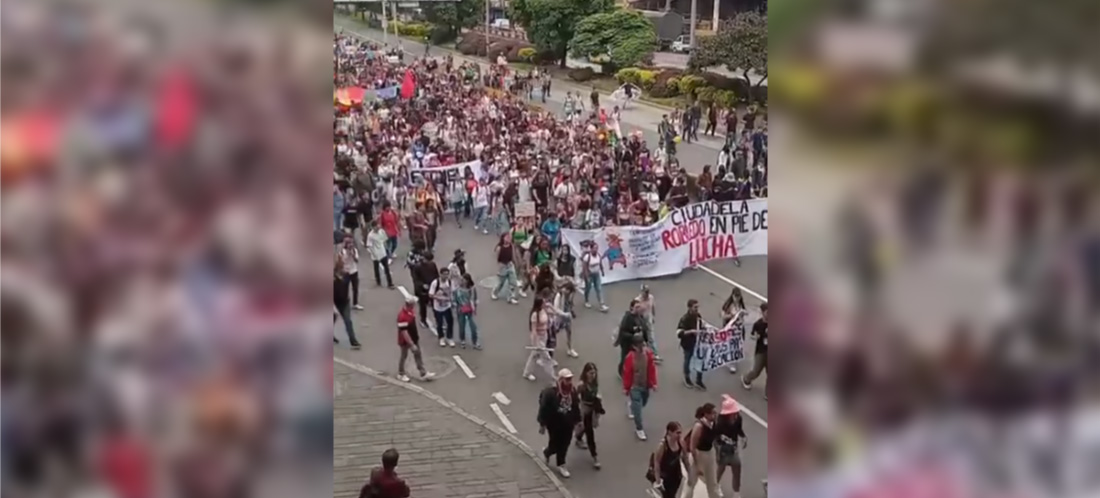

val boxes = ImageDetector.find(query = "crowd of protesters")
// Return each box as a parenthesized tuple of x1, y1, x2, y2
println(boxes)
(2, 3, 333, 498)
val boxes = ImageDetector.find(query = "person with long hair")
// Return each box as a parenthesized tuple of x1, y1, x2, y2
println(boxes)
(573, 362, 603, 469)
(684, 403, 720, 498)
(720, 288, 746, 374)
(511, 220, 532, 298)
(491, 234, 519, 304)
(522, 297, 555, 382)
(636, 284, 661, 363)
(554, 281, 578, 358)
(649, 421, 690, 498)
(454, 273, 481, 349)
(714, 395, 747, 497)
(537, 369, 580, 478)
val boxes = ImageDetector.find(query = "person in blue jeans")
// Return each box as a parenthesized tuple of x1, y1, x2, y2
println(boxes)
(580, 243, 609, 312)
(491, 234, 520, 304)
(454, 274, 481, 349)
(621, 334, 657, 441)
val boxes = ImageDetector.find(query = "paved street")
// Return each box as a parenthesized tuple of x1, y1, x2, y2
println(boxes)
(334, 361, 570, 498)
(335, 218, 768, 498)
(334, 17, 733, 179)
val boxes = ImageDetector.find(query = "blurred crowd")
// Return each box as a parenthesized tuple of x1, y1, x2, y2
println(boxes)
(2, 2, 333, 498)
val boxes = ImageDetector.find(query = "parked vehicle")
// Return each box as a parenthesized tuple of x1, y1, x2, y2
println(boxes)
(669, 35, 691, 53)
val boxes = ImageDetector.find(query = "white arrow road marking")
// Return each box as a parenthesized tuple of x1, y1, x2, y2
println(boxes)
(492, 392, 511, 406)
(490, 403, 517, 434)
(453, 355, 475, 379)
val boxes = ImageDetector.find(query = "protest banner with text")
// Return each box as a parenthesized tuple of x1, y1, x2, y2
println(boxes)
(689, 313, 747, 374)
(561, 199, 767, 284)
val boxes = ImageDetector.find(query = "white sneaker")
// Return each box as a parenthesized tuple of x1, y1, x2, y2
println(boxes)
(421, 372, 436, 381)
(525, 373, 536, 381)
(584, 302, 592, 309)
(396, 374, 411, 382)
(567, 349, 579, 358)
(558, 466, 571, 478)
(518, 290, 528, 298)
(599, 305, 609, 312)
(508, 298, 519, 304)
(354, 304, 365, 310)
(636, 430, 647, 441)
(491, 293, 499, 300)
(447, 340, 456, 347)
(439, 338, 446, 347)
(728, 365, 737, 373)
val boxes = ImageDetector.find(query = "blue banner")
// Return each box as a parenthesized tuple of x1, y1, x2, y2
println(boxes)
(372, 86, 398, 100)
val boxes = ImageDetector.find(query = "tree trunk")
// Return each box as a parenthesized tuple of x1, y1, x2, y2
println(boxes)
(664, 0, 673, 12)
(559, 47, 568, 68)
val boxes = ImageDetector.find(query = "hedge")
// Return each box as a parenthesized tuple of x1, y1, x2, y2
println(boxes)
(390, 21, 432, 39)
(518, 47, 537, 61)
(568, 67, 596, 82)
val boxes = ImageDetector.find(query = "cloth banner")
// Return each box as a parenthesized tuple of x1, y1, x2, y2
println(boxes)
(561, 199, 768, 284)
(410, 159, 485, 213)
(372, 85, 399, 100)
(689, 312, 747, 374)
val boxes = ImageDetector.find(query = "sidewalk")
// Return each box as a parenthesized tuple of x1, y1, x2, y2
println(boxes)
(335, 361, 569, 498)
(334, 16, 726, 152)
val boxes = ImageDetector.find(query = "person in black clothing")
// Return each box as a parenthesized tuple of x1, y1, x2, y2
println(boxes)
(615, 299, 649, 377)
(555, 247, 576, 282)
(537, 368, 581, 478)
(589, 87, 599, 111)
(715, 395, 748, 496)
(741, 303, 768, 397)
(412, 252, 440, 326)
(334, 259, 362, 349)
(650, 421, 690, 498)
(685, 403, 720, 498)
(676, 299, 706, 389)
(572, 362, 603, 469)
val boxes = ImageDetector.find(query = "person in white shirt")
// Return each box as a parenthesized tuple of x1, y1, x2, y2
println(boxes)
(366, 220, 394, 288)
(553, 176, 576, 206)
(339, 234, 363, 310)
(580, 243, 609, 312)
(473, 182, 490, 234)
(429, 267, 457, 347)
(636, 285, 661, 362)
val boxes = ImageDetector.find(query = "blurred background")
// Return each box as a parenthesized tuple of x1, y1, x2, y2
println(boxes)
(768, 0, 1100, 497)
(1, 1, 335, 497)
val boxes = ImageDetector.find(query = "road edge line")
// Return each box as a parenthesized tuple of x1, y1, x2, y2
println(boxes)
(696, 264, 768, 303)
(334, 357, 576, 498)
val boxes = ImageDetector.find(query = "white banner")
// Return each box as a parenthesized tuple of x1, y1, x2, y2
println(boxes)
(561, 199, 767, 284)
(690, 313, 747, 373)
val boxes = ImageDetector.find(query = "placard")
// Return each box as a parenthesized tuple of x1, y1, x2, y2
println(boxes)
(689, 314, 746, 374)
(515, 201, 537, 218)
(561, 199, 767, 284)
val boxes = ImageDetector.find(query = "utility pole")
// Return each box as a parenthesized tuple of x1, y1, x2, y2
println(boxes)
(688, 0, 697, 48)
(485, 0, 491, 58)
(381, 0, 389, 45)
(392, 0, 400, 47)
(712, 0, 720, 34)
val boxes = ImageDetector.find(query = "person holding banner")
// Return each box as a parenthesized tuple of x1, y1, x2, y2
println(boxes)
(676, 299, 708, 390)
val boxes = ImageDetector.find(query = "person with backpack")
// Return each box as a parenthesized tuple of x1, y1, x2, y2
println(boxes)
(683, 403, 720, 498)
(648, 421, 690, 498)
(359, 448, 410, 498)
(715, 395, 748, 498)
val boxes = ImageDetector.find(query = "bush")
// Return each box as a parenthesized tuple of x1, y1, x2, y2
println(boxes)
(677, 74, 707, 96)
(518, 47, 537, 61)
(486, 40, 519, 62)
(696, 86, 718, 104)
(430, 27, 457, 45)
(714, 89, 736, 109)
(637, 70, 657, 90)
(647, 81, 678, 98)
(615, 67, 641, 85)
(654, 68, 684, 87)
(456, 32, 488, 56)
(568, 67, 596, 82)
(393, 21, 432, 39)
(699, 71, 738, 91)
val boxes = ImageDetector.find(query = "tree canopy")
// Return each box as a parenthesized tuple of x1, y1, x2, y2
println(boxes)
(569, 9, 656, 70)
(422, 0, 486, 43)
(689, 11, 767, 87)
(509, 0, 615, 65)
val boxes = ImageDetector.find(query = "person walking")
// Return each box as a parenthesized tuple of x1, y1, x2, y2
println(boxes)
(683, 403, 720, 498)
(554, 281, 578, 358)
(339, 235, 363, 310)
(720, 289, 746, 374)
(359, 448, 410, 498)
(491, 234, 520, 304)
(573, 362, 603, 469)
(366, 220, 395, 288)
(740, 303, 768, 398)
(334, 259, 362, 350)
(676, 299, 707, 390)
(649, 421, 690, 498)
(412, 251, 440, 327)
(636, 285, 661, 362)
(621, 334, 657, 441)
(537, 368, 581, 478)
(616, 299, 650, 376)
(715, 395, 748, 498)
(522, 297, 556, 382)
(396, 296, 435, 382)
(580, 242, 609, 311)
(378, 201, 402, 259)
(428, 266, 456, 347)
(454, 273, 481, 349)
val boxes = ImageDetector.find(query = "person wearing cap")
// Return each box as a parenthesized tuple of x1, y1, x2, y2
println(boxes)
(714, 395, 748, 498)
(396, 294, 435, 382)
(537, 368, 581, 478)
(740, 303, 767, 397)
(621, 333, 657, 441)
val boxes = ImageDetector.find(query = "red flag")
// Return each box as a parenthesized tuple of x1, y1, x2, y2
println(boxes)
(399, 69, 416, 100)
(155, 67, 197, 150)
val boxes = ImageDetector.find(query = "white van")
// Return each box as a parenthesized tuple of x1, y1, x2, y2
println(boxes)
(670, 35, 691, 53)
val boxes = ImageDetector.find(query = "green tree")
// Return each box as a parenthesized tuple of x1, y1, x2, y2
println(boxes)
(689, 11, 767, 89)
(422, 0, 487, 44)
(510, 0, 615, 67)
(569, 9, 656, 71)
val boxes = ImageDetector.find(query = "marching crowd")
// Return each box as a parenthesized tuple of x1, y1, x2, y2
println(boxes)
(336, 31, 768, 498)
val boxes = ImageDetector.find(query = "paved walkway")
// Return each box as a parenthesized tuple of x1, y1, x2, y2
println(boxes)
(335, 362, 569, 498)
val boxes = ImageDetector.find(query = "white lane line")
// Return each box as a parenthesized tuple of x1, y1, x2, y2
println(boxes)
(697, 265, 768, 303)
(453, 355, 476, 379)
(490, 403, 517, 434)
(492, 392, 511, 406)
(739, 405, 768, 429)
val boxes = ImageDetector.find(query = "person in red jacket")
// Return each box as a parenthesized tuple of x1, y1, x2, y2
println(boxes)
(622, 334, 658, 441)
(360, 449, 410, 498)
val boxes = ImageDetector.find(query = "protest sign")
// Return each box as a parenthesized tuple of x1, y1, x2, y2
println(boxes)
(561, 199, 767, 284)
(515, 201, 537, 218)
(410, 160, 484, 213)
(689, 313, 746, 374)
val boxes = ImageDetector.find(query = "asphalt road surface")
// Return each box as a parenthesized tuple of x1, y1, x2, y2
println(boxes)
(336, 218, 768, 498)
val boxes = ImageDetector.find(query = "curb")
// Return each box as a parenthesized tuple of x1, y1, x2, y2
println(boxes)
(334, 356, 577, 498)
